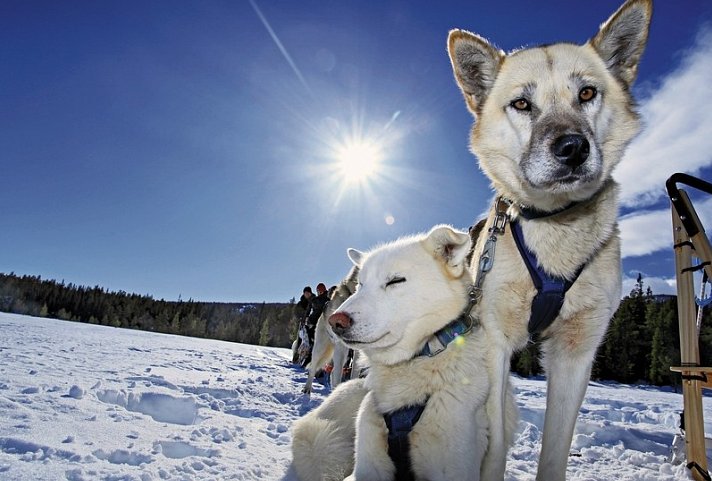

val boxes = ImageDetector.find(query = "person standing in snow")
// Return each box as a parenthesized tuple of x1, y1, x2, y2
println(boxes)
(292, 286, 313, 364)
(296, 286, 313, 323)
(302, 283, 329, 367)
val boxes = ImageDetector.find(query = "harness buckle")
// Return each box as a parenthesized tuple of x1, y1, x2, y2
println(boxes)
(491, 197, 510, 235)
(473, 198, 510, 294)
(423, 337, 447, 357)
(471, 287, 483, 304)
(491, 212, 507, 235)
(479, 237, 496, 274)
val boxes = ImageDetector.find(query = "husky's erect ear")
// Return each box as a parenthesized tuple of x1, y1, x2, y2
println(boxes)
(347, 248, 365, 268)
(448, 29, 504, 115)
(423, 225, 472, 277)
(590, 0, 652, 88)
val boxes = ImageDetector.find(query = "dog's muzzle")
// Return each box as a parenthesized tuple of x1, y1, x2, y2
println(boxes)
(551, 134, 589, 168)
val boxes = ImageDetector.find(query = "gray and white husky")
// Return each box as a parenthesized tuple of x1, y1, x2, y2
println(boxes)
(447, 0, 652, 479)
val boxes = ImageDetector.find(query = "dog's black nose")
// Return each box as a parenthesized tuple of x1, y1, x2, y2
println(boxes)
(328, 312, 353, 336)
(551, 134, 590, 168)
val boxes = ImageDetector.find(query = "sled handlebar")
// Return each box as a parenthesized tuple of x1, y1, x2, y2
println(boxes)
(666, 173, 712, 238)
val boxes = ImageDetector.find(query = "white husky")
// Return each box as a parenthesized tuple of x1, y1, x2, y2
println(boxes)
(447, 0, 652, 479)
(292, 225, 517, 481)
(303, 266, 359, 394)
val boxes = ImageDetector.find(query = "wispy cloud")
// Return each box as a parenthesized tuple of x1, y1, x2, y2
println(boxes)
(615, 28, 712, 208)
(619, 208, 671, 257)
(614, 26, 712, 266)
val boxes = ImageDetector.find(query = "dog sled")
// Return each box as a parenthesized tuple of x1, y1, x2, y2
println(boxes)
(668, 173, 712, 481)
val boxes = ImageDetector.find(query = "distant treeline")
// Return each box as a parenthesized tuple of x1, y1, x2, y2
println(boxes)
(512, 275, 712, 387)
(1, 272, 710, 386)
(0, 273, 299, 348)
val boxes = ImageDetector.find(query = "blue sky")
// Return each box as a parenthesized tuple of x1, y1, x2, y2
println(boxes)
(2, 1, 711, 302)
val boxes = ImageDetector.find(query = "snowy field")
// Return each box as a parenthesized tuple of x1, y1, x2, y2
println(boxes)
(0, 313, 709, 481)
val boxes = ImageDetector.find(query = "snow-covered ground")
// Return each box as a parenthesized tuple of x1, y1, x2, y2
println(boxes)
(0, 313, 709, 480)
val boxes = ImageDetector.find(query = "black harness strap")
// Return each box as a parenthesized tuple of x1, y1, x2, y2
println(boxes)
(511, 220, 584, 335)
(383, 402, 427, 481)
(517, 200, 581, 220)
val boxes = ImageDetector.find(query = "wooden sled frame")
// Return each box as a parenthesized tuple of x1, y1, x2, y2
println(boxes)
(668, 173, 712, 481)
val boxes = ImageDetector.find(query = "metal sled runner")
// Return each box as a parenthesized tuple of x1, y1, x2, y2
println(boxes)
(668, 173, 712, 481)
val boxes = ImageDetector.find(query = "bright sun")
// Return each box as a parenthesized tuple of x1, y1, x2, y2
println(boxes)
(335, 139, 384, 184)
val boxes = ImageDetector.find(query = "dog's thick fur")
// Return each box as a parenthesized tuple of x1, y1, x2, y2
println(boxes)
(292, 377, 369, 481)
(304, 266, 359, 394)
(447, 1, 652, 479)
(320, 225, 516, 481)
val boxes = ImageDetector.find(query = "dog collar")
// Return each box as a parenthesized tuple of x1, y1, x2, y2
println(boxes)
(418, 286, 479, 357)
(515, 200, 581, 220)
(506, 179, 613, 221)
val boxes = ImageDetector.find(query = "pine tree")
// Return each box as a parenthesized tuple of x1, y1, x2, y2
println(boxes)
(596, 274, 649, 383)
(259, 315, 272, 346)
(647, 298, 678, 386)
(511, 342, 542, 377)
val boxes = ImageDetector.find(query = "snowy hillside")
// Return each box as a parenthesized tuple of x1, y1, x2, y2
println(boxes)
(0, 313, 708, 480)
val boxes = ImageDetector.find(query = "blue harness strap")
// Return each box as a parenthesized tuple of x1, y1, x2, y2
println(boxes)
(511, 220, 583, 335)
(383, 402, 427, 481)
(381, 307, 475, 479)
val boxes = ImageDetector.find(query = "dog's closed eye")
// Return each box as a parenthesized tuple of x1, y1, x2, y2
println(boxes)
(385, 276, 406, 288)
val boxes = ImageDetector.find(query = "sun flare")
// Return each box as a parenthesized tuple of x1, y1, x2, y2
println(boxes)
(335, 139, 384, 184)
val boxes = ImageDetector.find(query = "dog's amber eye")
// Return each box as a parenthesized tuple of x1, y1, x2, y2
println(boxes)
(579, 86, 597, 103)
(385, 277, 406, 287)
(510, 98, 531, 111)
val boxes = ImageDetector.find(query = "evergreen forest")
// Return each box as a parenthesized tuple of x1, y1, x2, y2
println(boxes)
(0, 273, 298, 350)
